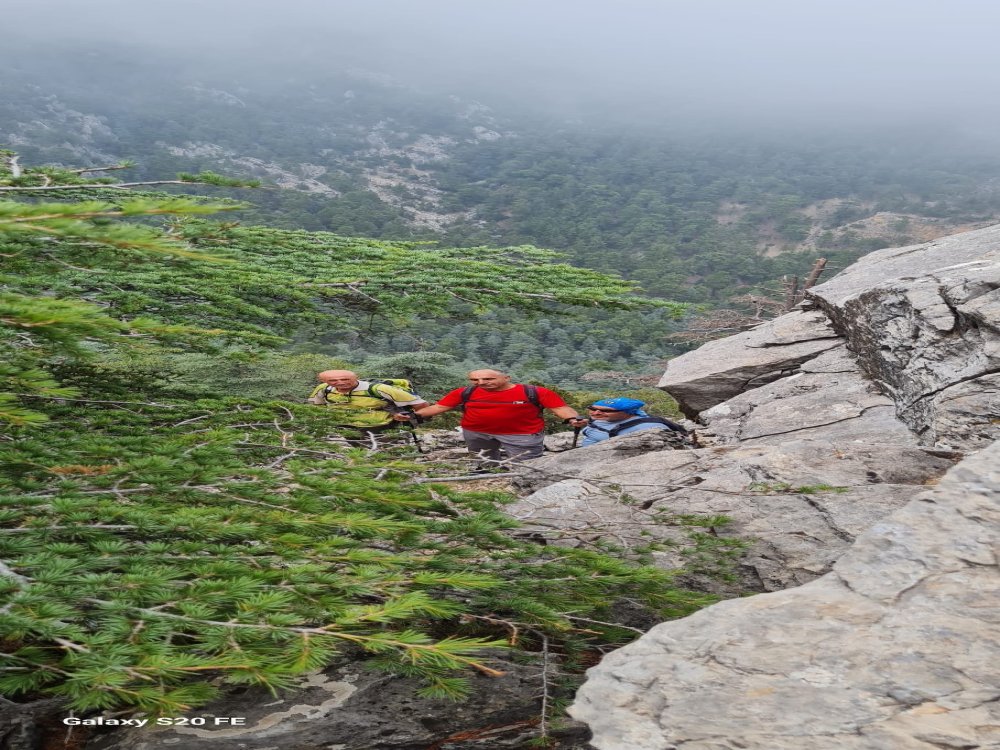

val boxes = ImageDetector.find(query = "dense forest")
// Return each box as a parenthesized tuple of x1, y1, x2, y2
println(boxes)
(4, 39, 1000, 386)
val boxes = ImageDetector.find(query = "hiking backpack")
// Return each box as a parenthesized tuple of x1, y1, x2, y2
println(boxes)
(313, 378, 421, 406)
(363, 378, 419, 401)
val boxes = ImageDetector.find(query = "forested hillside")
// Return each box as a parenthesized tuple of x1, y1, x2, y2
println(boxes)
(0, 157, 725, 723)
(4, 38, 1000, 387)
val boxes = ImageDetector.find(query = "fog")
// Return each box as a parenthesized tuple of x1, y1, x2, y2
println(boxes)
(5, 0, 1000, 130)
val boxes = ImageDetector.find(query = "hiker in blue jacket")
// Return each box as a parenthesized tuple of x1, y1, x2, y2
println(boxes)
(578, 397, 687, 447)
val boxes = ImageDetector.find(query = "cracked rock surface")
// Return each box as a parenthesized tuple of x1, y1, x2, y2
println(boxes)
(806, 224, 1000, 450)
(512, 433, 952, 592)
(700, 346, 908, 445)
(570, 441, 1000, 750)
(560, 225, 999, 749)
(657, 309, 842, 417)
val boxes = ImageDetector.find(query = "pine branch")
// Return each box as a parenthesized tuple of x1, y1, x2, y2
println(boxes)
(0, 524, 138, 533)
(0, 559, 30, 585)
(78, 598, 506, 676)
(538, 635, 552, 744)
(562, 614, 645, 635)
(40, 251, 110, 273)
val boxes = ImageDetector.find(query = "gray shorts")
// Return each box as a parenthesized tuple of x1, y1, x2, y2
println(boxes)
(461, 430, 545, 464)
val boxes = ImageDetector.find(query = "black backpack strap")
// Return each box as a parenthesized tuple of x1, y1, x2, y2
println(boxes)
(581, 418, 607, 435)
(607, 416, 688, 438)
(579, 420, 610, 444)
(521, 384, 543, 415)
(458, 385, 476, 409)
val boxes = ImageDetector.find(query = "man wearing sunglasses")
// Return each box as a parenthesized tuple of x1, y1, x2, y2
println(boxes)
(578, 397, 687, 447)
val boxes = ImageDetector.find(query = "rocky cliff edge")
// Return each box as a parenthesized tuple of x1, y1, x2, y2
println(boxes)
(563, 224, 999, 748)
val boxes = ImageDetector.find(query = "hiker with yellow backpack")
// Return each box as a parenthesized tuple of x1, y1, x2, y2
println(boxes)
(307, 370, 429, 440)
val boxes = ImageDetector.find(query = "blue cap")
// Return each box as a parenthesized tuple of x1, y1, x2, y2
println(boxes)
(590, 397, 646, 415)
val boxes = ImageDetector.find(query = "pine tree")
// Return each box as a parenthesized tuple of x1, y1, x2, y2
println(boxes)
(0, 154, 715, 716)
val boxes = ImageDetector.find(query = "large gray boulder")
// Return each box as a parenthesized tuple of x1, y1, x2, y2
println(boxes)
(657, 225, 999, 450)
(806, 224, 1000, 451)
(657, 309, 842, 417)
(570, 440, 1000, 750)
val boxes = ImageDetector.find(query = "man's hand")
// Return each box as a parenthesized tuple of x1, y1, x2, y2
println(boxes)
(411, 404, 452, 418)
(565, 417, 588, 427)
(391, 413, 414, 421)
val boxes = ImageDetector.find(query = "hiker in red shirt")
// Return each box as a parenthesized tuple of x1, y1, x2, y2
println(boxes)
(409, 369, 584, 468)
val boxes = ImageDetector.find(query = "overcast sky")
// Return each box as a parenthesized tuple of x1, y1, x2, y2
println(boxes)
(6, 0, 999, 128)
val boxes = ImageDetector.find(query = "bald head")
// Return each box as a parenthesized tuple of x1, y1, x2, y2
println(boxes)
(468, 368, 506, 378)
(318, 370, 360, 393)
(468, 369, 513, 391)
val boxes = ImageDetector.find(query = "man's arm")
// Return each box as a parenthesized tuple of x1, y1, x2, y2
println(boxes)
(411, 403, 455, 418)
(404, 400, 430, 409)
(405, 388, 464, 419)
(550, 405, 586, 425)
(534, 386, 584, 425)
(389, 402, 437, 421)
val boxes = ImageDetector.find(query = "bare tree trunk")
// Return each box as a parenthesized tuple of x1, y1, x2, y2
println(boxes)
(802, 257, 828, 292)
(791, 258, 827, 306)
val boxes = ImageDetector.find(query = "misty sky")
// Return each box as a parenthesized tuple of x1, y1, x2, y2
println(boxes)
(6, 0, 1000, 127)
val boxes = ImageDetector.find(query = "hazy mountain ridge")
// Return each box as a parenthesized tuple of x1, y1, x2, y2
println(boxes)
(5, 37, 1000, 311)
(0, 59, 506, 232)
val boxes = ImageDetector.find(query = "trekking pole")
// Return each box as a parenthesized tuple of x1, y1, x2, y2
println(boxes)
(399, 410, 426, 454)
(571, 425, 583, 448)
(405, 425, 425, 454)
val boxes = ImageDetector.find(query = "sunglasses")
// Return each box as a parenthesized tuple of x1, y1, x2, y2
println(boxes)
(588, 407, 621, 413)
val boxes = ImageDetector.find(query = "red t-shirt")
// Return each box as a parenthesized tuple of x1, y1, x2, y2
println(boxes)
(437, 385, 566, 434)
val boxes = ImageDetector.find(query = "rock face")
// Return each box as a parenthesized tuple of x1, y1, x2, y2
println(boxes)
(807, 225, 1000, 451)
(571, 441, 1000, 750)
(563, 225, 1000, 748)
(516, 226, 998, 592)
(513, 344, 959, 592)
(512, 430, 952, 592)
(656, 309, 842, 417)
(659, 224, 1000, 453)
